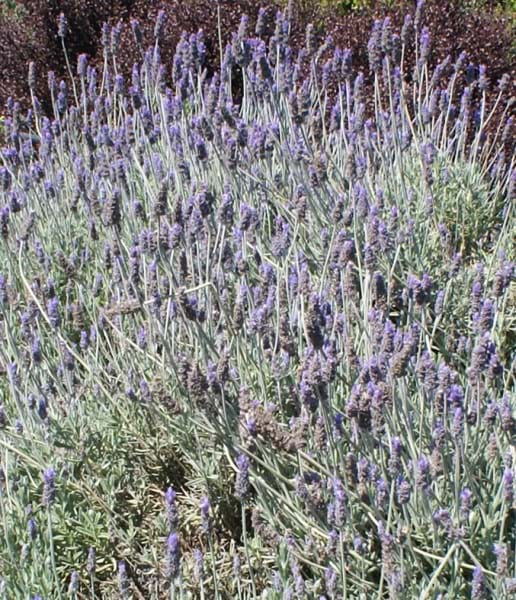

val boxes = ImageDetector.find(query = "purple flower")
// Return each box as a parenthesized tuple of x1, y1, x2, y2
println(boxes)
(165, 532, 181, 580)
(325, 566, 337, 595)
(37, 397, 47, 420)
(42, 467, 56, 507)
(130, 19, 143, 45)
(87, 547, 96, 574)
(165, 486, 178, 532)
(234, 454, 251, 502)
(471, 566, 486, 599)
(375, 477, 389, 508)
(353, 535, 365, 554)
(68, 571, 79, 594)
(79, 331, 89, 351)
(0, 274, 7, 305)
(460, 488, 473, 522)
(154, 10, 167, 40)
(118, 560, 129, 597)
(57, 13, 68, 38)
(502, 468, 513, 505)
(415, 456, 430, 491)
(47, 297, 60, 329)
(378, 522, 395, 575)
(493, 543, 508, 576)
(396, 477, 411, 505)
(478, 299, 494, 333)
(419, 27, 431, 63)
(200, 496, 211, 534)
(433, 508, 453, 536)
(452, 407, 463, 440)
(500, 397, 514, 432)
(193, 548, 204, 582)
(233, 553, 241, 579)
(388, 437, 403, 475)
(448, 384, 464, 407)
(332, 478, 347, 528)
(28, 517, 37, 540)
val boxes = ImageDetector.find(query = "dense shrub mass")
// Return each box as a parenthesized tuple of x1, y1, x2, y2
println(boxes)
(0, 2, 514, 598)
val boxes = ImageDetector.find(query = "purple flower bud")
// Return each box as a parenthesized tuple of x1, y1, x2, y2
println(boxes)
(233, 553, 241, 579)
(57, 13, 68, 39)
(87, 547, 96, 574)
(37, 397, 47, 420)
(164, 486, 178, 531)
(193, 547, 204, 582)
(493, 543, 508, 576)
(433, 508, 452, 535)
(77, 54, 88, 79)
(118, 560, 129, 597)
(325, 566, 337, 595)
(235, 454, 251, 502)
(375, 477, 389, 508)
(154, 10, 166, 40)
(367, 20, 383, 73)
(448, 384, 464, 407)
(79, 331, 89, 351)
(388, 437, 403, 476)
(502, 468, 513, 505)
(42, 467, 56, 507)
(415, 456, 430, 491)
(28, 517, 37, 540)
(452, 407, 464, 440)
(353, 535, 365, 554)
(460, 488, 472, 521)
(419, 27, 431, 64)
(130, 19, 143, 45)
(47, 297, 60, 329)
(471, 566, 486, 599)
(200, 496, 211, 534)
(500, 397, 514, 432)
(478, 299, 494, 333)
(396, 477, 411, 505)
(333, 478, 347, 528)
(165, 532, 181, 580)
(0, 274, 7, 305)
(68, 571, 79, 594)
(434, 290, 445, 315)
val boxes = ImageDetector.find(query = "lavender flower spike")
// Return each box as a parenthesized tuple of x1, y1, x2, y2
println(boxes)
(235, 453, 251, 502)
(165, 532, 181, 580)
(471, 565, 486, 599)
(42, 467, 56, 507)
(118, 560, 129, 598)
(200, 495, 211, 534)
(164, 486, 179, 532)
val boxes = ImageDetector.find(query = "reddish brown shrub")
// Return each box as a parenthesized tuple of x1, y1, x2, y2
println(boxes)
(0, 0, 513, 125)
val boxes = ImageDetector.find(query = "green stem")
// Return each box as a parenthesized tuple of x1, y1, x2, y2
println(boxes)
(242, 502, 257, 599)
(47, 509, 63, 600)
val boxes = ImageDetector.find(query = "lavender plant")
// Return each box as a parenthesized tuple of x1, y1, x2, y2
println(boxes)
(0, 2, 513, 597)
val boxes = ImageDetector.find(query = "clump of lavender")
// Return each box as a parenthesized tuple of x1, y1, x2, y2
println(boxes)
(0, 3, 512, 597)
